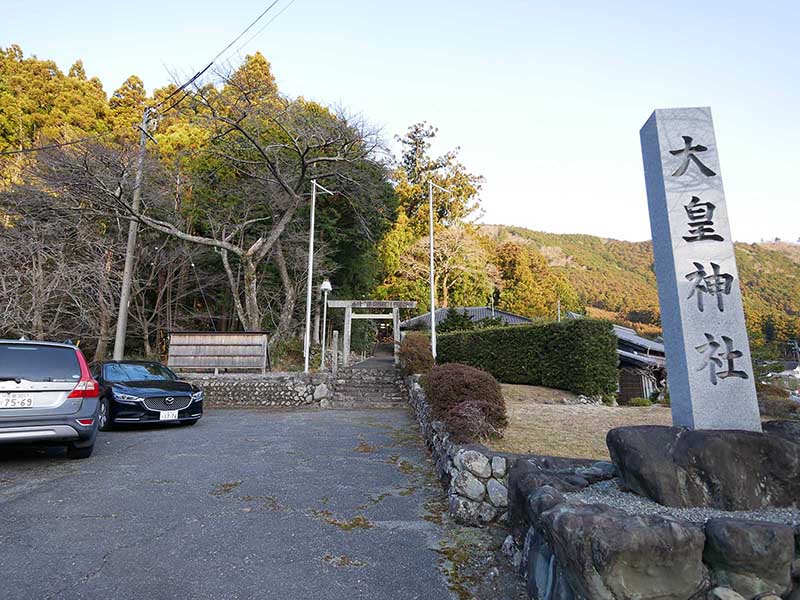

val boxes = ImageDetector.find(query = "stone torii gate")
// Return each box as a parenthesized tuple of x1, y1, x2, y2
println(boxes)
(327, 300, 417, 366)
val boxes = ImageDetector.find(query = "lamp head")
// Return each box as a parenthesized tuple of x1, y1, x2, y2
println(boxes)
(320, 278, 333, 293)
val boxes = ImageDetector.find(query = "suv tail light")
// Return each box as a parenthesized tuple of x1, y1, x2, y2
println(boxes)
(67, 349, 99, 399)
(68, 380, 99, 399)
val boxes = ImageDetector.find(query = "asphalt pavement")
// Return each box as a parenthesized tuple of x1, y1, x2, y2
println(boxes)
(0, 408, 471, 600)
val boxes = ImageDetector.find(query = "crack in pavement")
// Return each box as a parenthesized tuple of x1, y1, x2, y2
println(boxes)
(44, 519, 188, 600)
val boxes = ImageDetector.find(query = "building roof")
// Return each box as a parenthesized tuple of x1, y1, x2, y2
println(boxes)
(612, 325, 665, 355)
(566, 311, 665, 356)
(400, 307, 532, 330)
(618, 348, 666, 369)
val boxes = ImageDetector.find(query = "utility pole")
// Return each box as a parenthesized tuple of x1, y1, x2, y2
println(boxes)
(428, 181, 452, 360)
(428, 182, 436, 360)
(304, 180, 334, 373)
(113, 107, 153, 360)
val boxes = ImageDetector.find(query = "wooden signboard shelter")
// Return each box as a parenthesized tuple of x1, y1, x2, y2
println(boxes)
(167, 332, 270, 374)
(327, 300, 417, 366)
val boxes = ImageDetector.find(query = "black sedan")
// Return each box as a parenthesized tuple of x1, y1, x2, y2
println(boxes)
(90, 361, 203, 430)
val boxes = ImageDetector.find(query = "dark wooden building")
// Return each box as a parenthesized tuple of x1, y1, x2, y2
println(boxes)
(614, 324, 666, 403)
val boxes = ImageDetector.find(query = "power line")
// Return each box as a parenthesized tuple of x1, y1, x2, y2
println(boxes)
(211, 0, 283, 65)
(155, 0, 283, 113)
(0, 1, 295, 156)
(152, 63, 215, 110)
(235, 0, 298, 55)
(0, 132, 113, 157)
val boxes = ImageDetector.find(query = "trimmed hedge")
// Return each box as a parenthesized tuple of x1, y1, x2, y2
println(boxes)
(437, 318, 618, 398)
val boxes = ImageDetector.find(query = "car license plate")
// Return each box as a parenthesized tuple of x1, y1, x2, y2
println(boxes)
(159, 410, 179, 421)
(0, 394, 34, 408)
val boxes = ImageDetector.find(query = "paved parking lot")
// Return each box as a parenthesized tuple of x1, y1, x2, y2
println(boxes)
(0, 408, 522, 600)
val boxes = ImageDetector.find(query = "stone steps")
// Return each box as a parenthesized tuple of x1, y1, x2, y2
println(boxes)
(335, 382, 403, 386)
(328, 366, 409, 408)
(333, 389, 408, 400)
(335, 388, 406, 395)
(327, 399, 408, 409)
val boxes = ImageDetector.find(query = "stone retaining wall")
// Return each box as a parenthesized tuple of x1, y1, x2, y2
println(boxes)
(406, 375, 514, 526)
(508, 458, 800, 600)
(184, 372, 332, 407)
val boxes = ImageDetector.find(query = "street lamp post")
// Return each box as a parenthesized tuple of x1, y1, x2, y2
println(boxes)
(320, 278, 332, 368)
(428, 181, 452, 360)
(304, 180, 334, 374)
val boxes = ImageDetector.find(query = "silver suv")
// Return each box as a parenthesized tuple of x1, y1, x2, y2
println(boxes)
(0, 340, 100, 459)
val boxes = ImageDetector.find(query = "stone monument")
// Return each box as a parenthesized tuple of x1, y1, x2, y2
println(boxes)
(640, 107, 761, 431)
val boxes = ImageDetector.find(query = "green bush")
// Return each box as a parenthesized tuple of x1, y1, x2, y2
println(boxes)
(272, 336, 305, 371)
(437, 318, 618, 398)
(423, 363, 508, 443)
(437, 310, 476, 333)
(626, 397, 653, 407)
(399, 332, 434, 376)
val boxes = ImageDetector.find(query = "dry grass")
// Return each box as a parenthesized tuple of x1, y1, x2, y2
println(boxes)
(486, 384, 672, 461)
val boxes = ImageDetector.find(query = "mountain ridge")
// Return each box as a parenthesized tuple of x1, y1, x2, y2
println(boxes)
(479, 224, 800, 345)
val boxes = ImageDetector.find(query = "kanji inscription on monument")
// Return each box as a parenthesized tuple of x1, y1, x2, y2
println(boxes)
(640, 107, 761, 431)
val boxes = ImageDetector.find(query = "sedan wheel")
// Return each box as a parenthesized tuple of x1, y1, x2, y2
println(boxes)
(98, 397, 112, 431)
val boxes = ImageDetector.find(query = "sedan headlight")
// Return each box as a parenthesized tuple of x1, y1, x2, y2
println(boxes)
(113, 391, 143, 403)
(191, 391, 204, 403)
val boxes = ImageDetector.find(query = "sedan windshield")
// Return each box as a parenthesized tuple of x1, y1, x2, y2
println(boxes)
(104, 363, 177, 383)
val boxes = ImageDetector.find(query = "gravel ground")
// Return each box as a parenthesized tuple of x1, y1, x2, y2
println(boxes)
(565, 478, 800, 526)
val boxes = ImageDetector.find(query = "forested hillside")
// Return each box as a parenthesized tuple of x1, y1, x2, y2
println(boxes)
(480, 225, 800, 346)
(0, 45, 396, 360)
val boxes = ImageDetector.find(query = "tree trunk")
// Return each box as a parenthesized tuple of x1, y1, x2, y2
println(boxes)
(93, 249, 114, 361)
(220, 249, 248, 331)
(142, 321, 153, 358)
(32, 249, 45, 340)
(242, 256, 261, 331)
(273, 242, 296, 342)
(94, 296, 112, 361)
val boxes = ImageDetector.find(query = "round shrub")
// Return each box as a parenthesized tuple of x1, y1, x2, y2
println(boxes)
(399, 332, 434, 376)
(626, 397, 653, 407)
(424, 363, 508, 443)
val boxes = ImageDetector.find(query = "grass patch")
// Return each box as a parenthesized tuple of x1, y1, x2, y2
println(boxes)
(322, 554, 367, 568)
(308, 509, 374, 531)
(209, 481, 242, 496)
(354, 440, 377, 453)
(237, 495, 282, 511)
(486, 385, 672, 460)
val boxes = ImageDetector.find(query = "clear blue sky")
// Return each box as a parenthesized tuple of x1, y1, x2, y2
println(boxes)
(3, 0, 798, 242)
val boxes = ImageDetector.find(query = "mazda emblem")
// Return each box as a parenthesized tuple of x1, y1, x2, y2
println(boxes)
(165, 397, 175, 405)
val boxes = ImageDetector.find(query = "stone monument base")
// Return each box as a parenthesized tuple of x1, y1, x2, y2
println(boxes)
(507, 448, 800, 600)
(606, 421, 800, 510)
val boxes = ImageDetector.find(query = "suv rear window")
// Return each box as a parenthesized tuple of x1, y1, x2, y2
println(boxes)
(0, 344, 80, 382)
